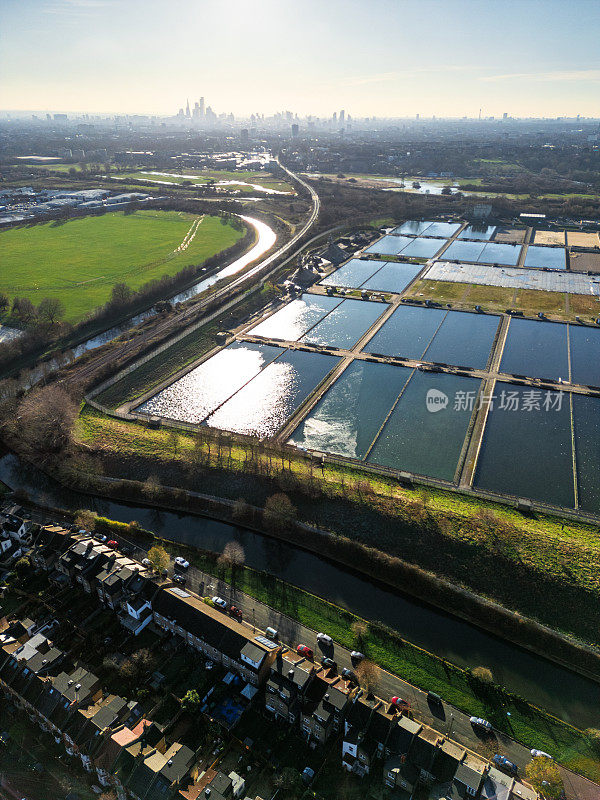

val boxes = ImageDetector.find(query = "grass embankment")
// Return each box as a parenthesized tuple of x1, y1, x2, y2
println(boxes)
(94, 283, 280, 409)
(405, 279, 599, 323)
(77, 402, 600, 650)
(113, 169, 293, 193)
(92, 515, 600, 780)
(0, 210, 244, 324)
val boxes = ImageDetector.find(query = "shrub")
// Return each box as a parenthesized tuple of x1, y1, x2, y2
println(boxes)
(471, 666, 494, 684)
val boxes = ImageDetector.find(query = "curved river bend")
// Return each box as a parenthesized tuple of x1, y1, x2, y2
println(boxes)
(0, 453, 597, 729)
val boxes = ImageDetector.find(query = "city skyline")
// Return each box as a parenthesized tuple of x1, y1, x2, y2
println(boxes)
(2, 0, 600, 118)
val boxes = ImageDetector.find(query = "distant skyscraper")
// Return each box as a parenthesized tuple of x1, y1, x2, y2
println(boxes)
(503, 111, 508, 120)
(241, 128, 249, 143)
(332, 111, 337, 122)
(416, 113, 419, 120)
(199, 97, 205, 116)
(185, 99, 191, 118)
(291, 123, 299, 138)
(340, 109, 345, 123)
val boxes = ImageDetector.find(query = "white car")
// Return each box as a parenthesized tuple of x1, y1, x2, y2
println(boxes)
(530, 749, 553, 760)
(470, 717, 492, 731)
(142, 558, 151, 568)
(212, 596, 227, 610)
(316, 633, 333, 646)
(350, 651, 365, 661)
(174, 557, 189, 569)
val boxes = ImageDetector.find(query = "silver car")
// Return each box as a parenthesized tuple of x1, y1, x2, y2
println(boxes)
(470, 716, 492, 731)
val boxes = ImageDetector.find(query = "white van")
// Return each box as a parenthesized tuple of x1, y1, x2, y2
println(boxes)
(265, 627, 279, 641)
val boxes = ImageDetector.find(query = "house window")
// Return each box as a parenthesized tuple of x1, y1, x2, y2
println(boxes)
(466, 787, 477, 797)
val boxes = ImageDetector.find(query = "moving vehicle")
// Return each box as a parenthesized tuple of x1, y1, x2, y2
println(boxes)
(493, 755, 518, 775)
(469, 717, 493, 731)
(296, 644, 313, 659)
(229, 605, 242, 621)
(316, 632, 333, 646)
(212, 596, 227, 610)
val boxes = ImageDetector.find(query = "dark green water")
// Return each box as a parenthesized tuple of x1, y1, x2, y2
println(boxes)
(474, 383, 574, 507)
(301, 298, 387, 349)
(205, 349, 340, 438)
(288, 360, 413, 458)
(320, 258, 386, 288)
(573, 394, 600, 515)
(249, 294, 341, 340)
(524, 245, 566, 270)
(569, 325, 600, 386)
(367, 371, 481, 480)
(365, 305, 447, 359)
(500, 318, 569, 381)
(424, 311, 500, 369)
(136, 341, 284, 424)
(361, 261, 422, 293)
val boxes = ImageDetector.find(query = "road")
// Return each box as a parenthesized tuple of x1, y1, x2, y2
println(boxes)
(16, 499, 592, 800)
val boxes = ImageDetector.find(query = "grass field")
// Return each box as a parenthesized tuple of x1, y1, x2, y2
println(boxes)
(0, 210, 245, 323)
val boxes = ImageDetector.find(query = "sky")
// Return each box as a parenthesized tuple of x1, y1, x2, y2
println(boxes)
(1, 0, 600, 118)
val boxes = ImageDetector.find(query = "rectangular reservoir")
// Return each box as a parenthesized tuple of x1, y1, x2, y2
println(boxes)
(288, 360, 413, 459)
(474, 383, 575, 508)
(478, 242, 521, 266)
(569, 325, 600, 387)
(361, 261, 422, 293)
(365, 235, 413, 256)
(524, 245, 567, 270)
(392, 220, 434, 236)
(363, 305, 447, 360)
(443, 240, 487, 263)
(301, 298, 387, 349)
(401, 237, 445, 259)
(367, 371, 481, 481)
(573, 394, 600, 515)
(500, 318, 569, 381)
(424, 311, 500, 370)
(136, 341, 284, 424)
(205, 349, 340, 438)
(458, 225, 497, 241)
(249, 294, 341, 341)
(422, 221, 461, 238)
(320, 258, 387, 288)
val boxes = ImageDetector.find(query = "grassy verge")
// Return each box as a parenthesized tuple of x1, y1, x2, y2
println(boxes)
(76, 401, 600, 647)
(92, 516, 600, 781)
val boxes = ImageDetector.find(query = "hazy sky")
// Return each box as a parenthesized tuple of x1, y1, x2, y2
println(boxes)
(2, 0, 600, 118)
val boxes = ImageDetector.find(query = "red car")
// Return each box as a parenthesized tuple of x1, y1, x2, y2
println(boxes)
(107, 540, 119, 549)
(229, 606, 242, 621)
(391, 696, 410, 710)
(297, 644, 314, 659)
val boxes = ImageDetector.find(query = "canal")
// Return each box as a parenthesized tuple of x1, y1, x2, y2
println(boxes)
(1, 453, 598, 729)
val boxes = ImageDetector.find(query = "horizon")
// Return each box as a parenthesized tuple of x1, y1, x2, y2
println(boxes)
(2, 0, 600, 118)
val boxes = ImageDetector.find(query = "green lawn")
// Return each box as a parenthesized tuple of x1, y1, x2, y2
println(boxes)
(0, 210, 245, 323)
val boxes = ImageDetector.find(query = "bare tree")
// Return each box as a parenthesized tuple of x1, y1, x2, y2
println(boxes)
(218, 540, 245, 588)
(9, 385, 78, 457)
(37, 297, 65, 326)
(263, 492, 296, 531)
(74, 509, 98, 531)
(355, 659, 379, 696)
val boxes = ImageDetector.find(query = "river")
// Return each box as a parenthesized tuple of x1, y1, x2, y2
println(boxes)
(1, 452, 597, 729)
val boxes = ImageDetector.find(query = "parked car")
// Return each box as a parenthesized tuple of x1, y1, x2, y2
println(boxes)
(106, 540, 118, 549)
(469, 717, 493, 731)
(341, 667, 357, 683)
(302, 767, 315, 785)
(530, 749, 553, 760)
(391, 696, 410, 709)
(229, 605, 242, 621)
(321, 657, 336, 670)
(427, 691, 442, 705)
(121, 545, 133, 556)
(212, 596, 227, 610)
(316, 632, 333, 646)
(350, 651, 365, 661)
(297, 644, 313, 659)
(174, 556, 189, 569)
(265, 627, 278, 640)
(493, 755, 518, 775)
(142, 558, 151, 568)
(173, 574, 186, 585)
